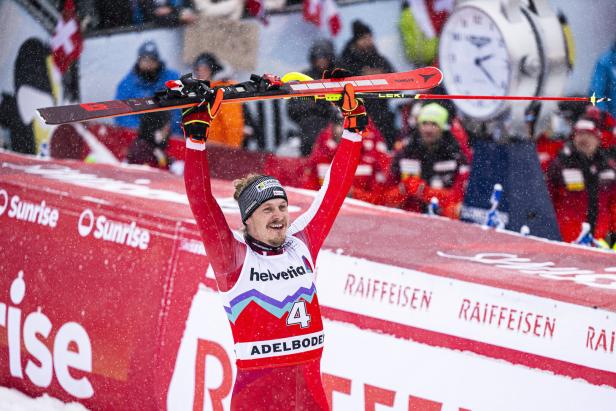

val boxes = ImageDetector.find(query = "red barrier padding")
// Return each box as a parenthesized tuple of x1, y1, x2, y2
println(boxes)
(1, 150, 615, 410)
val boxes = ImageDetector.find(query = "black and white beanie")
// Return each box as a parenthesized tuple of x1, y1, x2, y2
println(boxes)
(238, 176, 288, 223)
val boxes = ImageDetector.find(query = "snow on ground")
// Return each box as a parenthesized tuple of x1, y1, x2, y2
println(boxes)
(0, 387, 88, 411)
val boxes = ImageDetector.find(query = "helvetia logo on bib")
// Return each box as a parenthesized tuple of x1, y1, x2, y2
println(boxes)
(302, 256, 313, 273)
(78, 208, 150, 250)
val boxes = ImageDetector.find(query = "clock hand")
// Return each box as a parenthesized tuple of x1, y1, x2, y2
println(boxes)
(476, 54, 494, 63)
(475, 62, 497, 86)
(474, 55, 497, 86)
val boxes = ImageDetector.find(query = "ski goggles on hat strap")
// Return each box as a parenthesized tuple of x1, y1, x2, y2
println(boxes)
(238, 176, 288, 223)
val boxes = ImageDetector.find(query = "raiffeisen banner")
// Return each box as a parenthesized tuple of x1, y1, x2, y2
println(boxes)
(0, 150, 615, 411)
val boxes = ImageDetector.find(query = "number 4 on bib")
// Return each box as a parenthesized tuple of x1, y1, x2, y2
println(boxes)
(287, 301, 311, 328)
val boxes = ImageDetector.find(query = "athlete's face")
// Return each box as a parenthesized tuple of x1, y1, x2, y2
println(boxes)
(246, 198, 289, 247)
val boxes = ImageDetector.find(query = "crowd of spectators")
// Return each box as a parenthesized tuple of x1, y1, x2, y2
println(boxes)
(3, 1, 615, 250)
(113, 28, 615, 249)
(74, 14, 616, 250)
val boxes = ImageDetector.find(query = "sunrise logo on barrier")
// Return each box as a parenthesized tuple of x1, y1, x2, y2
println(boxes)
(0, 271, 94, 399)
(0, 189, 8, 216)
(0, 188, 59, 228)
(78, 208, 150, 250)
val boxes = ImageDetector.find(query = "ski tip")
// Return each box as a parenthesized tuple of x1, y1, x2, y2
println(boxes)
(590, 92, 597, 106)
(36, 108, 53, 125)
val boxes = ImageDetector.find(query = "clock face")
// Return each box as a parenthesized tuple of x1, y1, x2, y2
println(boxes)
(439, 7, 512, 119)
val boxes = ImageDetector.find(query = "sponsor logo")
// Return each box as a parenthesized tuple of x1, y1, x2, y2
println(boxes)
(249, 333, 324, 357)
(302, 256, 313, 274)
(0, 271, 93, 399)
(0, 189, 59, 228)
(234, 331, 325, 360)
(256, 179, 281, 192)
(289, 79, 388, 91)
(586, 326, 615, 354)
(437, 251, 616, 290)
(343, 273, 432, 311)
(458, 298, 556, 339)
(459, 205, 510, 226)
(0, 189, 8, 215)
(250, 265, 306, 282)
(78, 209, 150, 250)
(468, 35, 491, 48)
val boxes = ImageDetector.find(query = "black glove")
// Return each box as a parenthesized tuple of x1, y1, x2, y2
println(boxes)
(180, 88, 224, 142)
(322, 69, 368, 133)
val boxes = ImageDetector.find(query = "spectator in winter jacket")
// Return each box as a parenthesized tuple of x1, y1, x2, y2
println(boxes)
(133, 0, 198, 26)
(385, 103, 469, 218)
(114, 41, 182, 134)
(192, 52, 252, 148)
(287, 39, 339, 156)
(340, 20, 394, 76)
(303, 113, 391, 204)
(128, 111, 172, 169)
(547, 118, 616, 243)
(534, 100, 593, 172)
(339, 20, 398, 149)
(589, 41, 616, 118)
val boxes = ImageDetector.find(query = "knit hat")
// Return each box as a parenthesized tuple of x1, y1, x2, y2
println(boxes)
(193, 52, 223, 76)
(573, 118, 602, 139)
(138, 41, 160, 61)
(309, 38, 335, 62)
(417, 103, 449, 129)
(238, 176, 288, 223)
(352, 20, 372, 41)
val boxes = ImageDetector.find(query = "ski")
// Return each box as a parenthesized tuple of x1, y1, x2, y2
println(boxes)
(37, 67, 442, 125)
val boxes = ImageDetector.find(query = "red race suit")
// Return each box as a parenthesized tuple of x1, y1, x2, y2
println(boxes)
(184, 129, 361, 410)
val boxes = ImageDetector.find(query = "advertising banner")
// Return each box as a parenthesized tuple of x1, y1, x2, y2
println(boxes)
(0, 151, 615, 410)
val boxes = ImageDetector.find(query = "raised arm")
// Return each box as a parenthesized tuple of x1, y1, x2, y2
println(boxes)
(182, 89, 245, 289)
(289, 81, 366, 259)
(289, 130, 362, 258)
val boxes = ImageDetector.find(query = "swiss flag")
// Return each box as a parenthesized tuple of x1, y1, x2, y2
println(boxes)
(303, 0, 341, 37)
(51, 0, 83, 74)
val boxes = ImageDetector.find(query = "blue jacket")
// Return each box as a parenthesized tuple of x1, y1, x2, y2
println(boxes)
(589, 44, 616, 117)
(114, 64, 182, 135)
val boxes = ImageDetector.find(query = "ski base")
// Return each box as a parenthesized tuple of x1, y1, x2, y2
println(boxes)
(38, 67, 443, 125)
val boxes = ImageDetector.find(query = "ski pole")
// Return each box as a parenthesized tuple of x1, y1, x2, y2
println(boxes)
(428, 197, 439, 217)
(484, 184, 504, 229)
(317, 93, 610, 106)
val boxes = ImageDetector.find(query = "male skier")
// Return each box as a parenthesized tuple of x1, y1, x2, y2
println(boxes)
(180, 73, 367, 410)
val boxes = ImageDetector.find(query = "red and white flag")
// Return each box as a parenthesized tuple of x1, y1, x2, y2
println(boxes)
(51, 0, 83, 73)
(246, 0, 268, 25)
(303, 0, 341, 37)
(409, 0, 454, 38)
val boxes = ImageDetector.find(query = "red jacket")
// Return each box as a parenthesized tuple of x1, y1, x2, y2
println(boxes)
(536, 133, 565, 173)
(547, 143, 616, 242)
(384, 130, 469, 219)
(303, 120, 392, 204)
